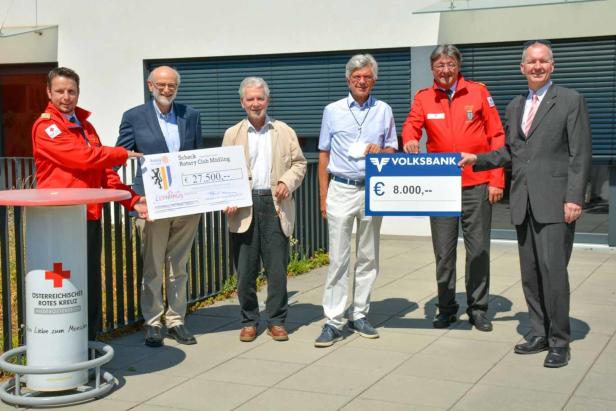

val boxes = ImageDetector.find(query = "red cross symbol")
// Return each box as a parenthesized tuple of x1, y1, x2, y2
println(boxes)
(45, 262, 71, 288)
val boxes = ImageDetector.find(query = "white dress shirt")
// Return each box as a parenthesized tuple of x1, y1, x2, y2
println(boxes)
(247, 117, 273, 190)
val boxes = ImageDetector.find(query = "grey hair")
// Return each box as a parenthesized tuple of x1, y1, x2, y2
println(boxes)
(521, 40, 554, 63)
(430, 44, 462, 66)
(148, 66, 181, 86)
(345, 54, 378, 80)
(238, 77, 270, 99)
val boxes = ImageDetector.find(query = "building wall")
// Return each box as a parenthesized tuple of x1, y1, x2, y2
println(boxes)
(1, 0, 612, 144)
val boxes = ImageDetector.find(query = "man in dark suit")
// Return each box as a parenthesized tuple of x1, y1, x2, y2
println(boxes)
(459, 40, 592, 368)
(116, 66, 204, 347)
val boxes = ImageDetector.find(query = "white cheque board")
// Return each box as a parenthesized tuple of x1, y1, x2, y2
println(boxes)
(365, 153, 462, 216)
(141, 146, 252, 220)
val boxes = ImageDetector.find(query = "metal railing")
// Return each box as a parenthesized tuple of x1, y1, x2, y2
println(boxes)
(0, 157, 327, 352)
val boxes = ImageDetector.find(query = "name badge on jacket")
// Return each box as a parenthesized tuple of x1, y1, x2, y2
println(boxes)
(427, 113, 445, 120)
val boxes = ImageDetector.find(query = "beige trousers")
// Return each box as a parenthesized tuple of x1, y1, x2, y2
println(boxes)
(136, 214, 201, 327)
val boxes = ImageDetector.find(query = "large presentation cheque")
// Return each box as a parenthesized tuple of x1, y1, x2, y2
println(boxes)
(365, 153, 461, 216)
(141, 146, 252, 220)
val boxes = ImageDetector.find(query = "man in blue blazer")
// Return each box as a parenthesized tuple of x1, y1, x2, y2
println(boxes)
(116, 66, 203, 347)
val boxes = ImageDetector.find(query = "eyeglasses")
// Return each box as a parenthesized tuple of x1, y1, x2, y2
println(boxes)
(350, 74, 374, 82)
(152, 82, 178, 91)
(433, 63, 458, 71)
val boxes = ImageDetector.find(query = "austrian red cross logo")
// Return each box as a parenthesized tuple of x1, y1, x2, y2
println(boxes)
(45, 262, 70, 288)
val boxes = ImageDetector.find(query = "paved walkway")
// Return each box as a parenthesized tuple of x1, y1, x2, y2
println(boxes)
(5, 236, 616, 410)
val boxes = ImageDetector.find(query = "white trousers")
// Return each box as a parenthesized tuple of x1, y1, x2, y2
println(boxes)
(322, 180, 382, 329)
(136, 214, 201, 327)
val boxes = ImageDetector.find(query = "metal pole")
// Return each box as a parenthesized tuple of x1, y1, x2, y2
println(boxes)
(609, 165, 616, 247)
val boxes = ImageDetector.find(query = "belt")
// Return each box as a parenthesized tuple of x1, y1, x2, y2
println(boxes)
(332, 175, 364, 187)
(252, 189, 272, 196)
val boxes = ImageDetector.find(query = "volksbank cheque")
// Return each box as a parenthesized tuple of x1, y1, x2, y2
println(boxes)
(365, 153, 462, 217)
(141, 146, 252, 220)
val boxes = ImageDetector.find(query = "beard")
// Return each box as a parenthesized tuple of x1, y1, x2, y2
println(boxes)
(152, 88, 176, 108)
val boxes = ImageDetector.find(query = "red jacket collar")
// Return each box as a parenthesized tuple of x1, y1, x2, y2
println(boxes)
(432, 74, 468, 93)
(44, 102, 92, 126)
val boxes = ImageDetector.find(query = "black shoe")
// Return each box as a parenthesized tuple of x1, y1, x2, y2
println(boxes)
(144, 325, 163, 347)
(167, 325, 197, 345)
(544, 347, 571, 368)
(433, 313, 457, 329)
(468, 311, 493, 332)
(514, 336, 548, 354)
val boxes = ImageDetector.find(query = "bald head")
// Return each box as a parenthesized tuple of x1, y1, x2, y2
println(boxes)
(147, 66, 180, 112)
(147, 66, 181, 85)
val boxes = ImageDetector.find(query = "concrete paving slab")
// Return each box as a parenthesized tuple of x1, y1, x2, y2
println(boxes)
(480, 352, 595, 394)
(105, 343, 158, 371)
(575, 371, 616, 401)
(120, 334, 267, 378)
(451, 384, 569, 411)
(239, 337, 342, 364)
(446, 321, 530, 344)
(36, 398, 138, 411)
(182, 314, 238, 335)
(563, 396, 616, 410)
(420, 336, 512, 362)
(276, 364, 387, 396)
(313, 346, 411, 372)
(132, 404, 192, 411)
(344, 329, 437, 354)
(143, 379, 266, 410)
(568, 331, 611, 353)
(196, 357, 304, 387)
(360, 374, 471, 408)
(192, 303, 238, 318)
(105, 372, 188, 403)
(392, 352, 500, 383)
(341, 397, 446, 411)
(235, 388, 351, 411)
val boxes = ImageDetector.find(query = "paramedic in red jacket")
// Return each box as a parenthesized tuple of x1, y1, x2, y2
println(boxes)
(402, 45, 505, 332)
(32, 67, 147, 340)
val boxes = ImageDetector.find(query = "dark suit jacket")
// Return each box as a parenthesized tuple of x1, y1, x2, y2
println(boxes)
(475, 84, 591, 225)
(116, 101, 203, 195)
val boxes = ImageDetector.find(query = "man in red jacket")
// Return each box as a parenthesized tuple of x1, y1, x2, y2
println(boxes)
(32, 67, 146, 340)
(402, 45, 505, 332)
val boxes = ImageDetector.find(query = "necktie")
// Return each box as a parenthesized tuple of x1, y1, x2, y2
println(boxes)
(70, 116, 90, 145)
(445, 89, 453, 101)
(524, 94, 539, 136)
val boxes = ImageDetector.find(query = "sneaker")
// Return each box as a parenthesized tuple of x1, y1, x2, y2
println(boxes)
(314, 324, 343, 348)
(348, 318, 379, 339)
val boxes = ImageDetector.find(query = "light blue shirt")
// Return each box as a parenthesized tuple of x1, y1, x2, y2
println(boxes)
(318, 94, 398, 180)
(152, 100, 180, 152)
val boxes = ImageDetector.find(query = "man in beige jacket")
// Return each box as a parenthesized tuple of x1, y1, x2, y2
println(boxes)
(223, 77, 306, 342)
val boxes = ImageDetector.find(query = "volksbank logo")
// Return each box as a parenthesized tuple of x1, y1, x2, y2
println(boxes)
(371, 156, 457, 173)
(369, 157, 390, 172)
